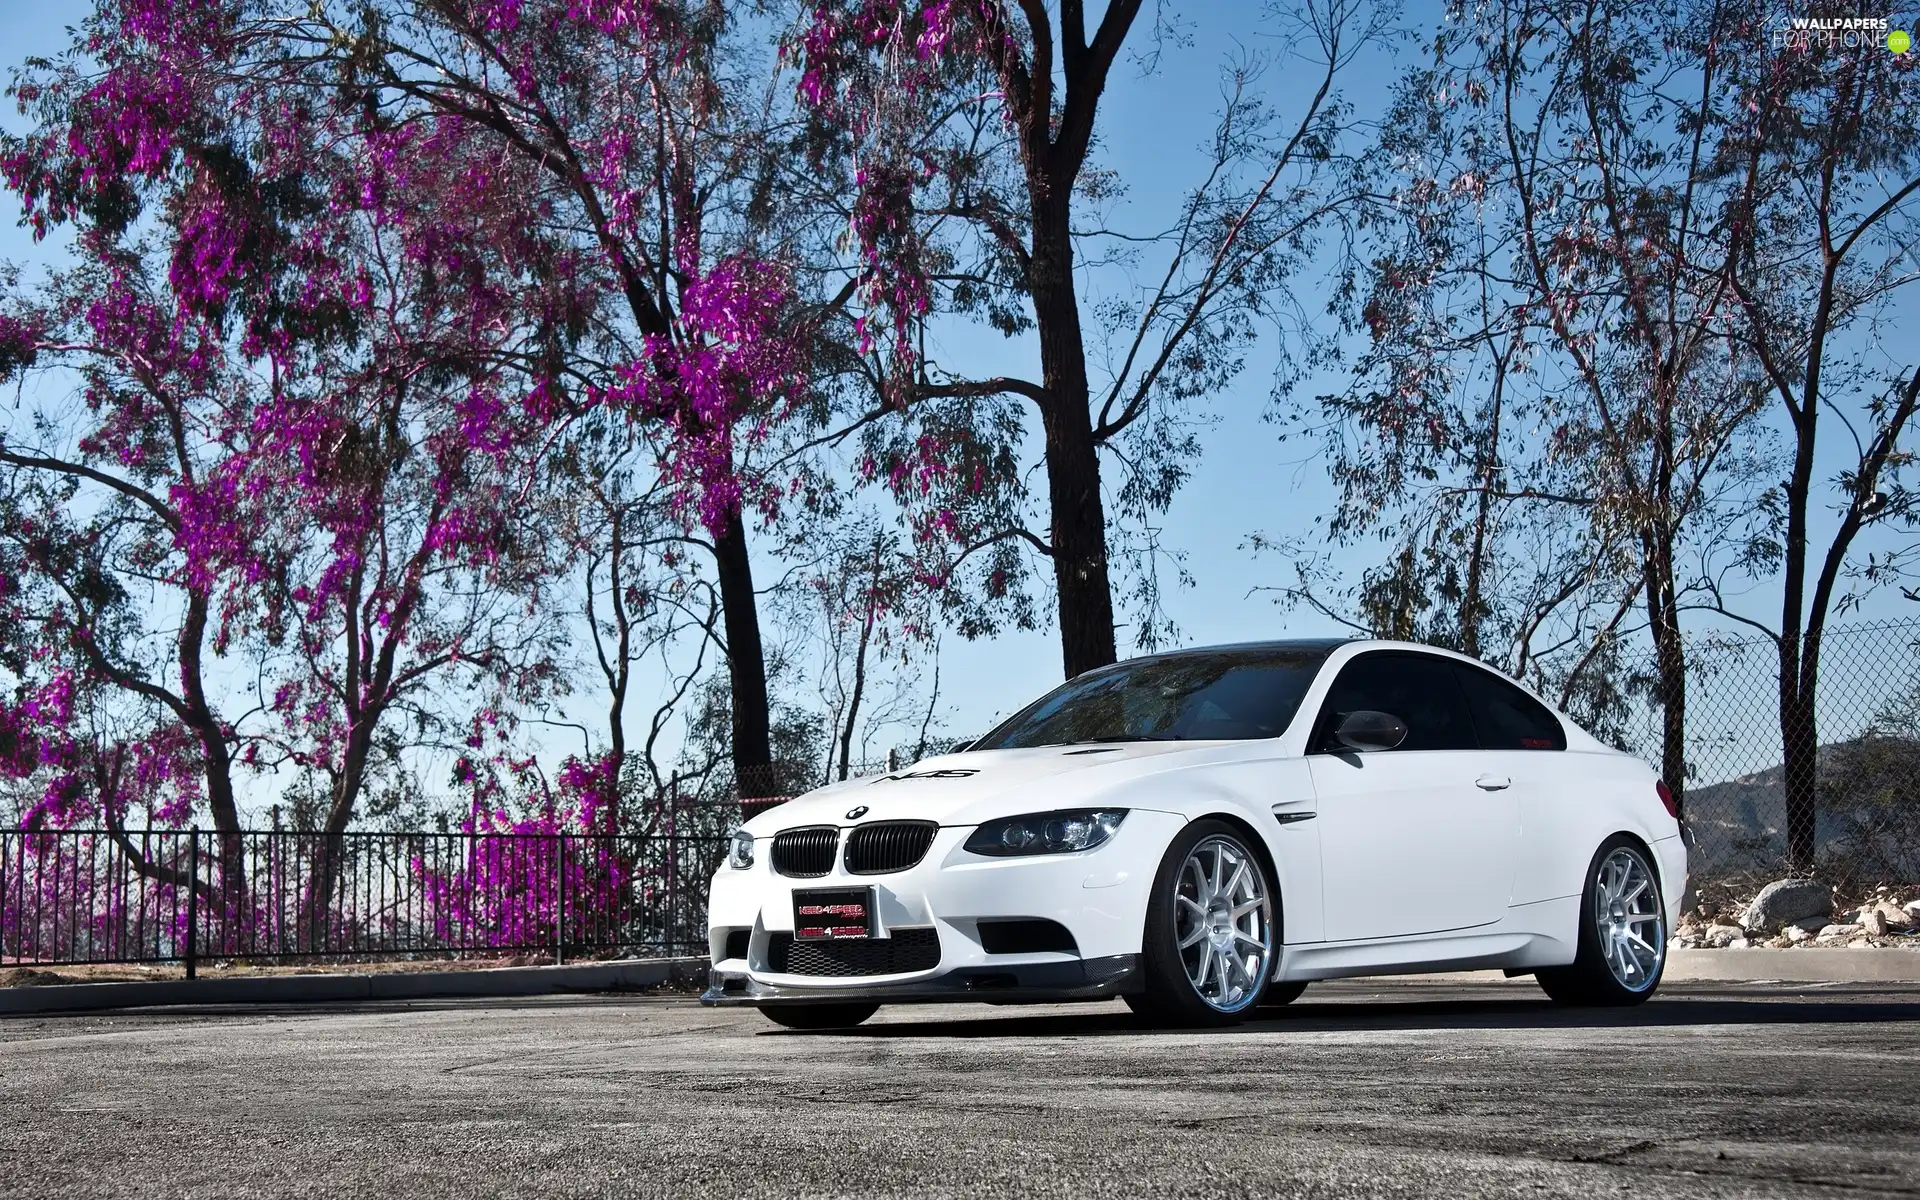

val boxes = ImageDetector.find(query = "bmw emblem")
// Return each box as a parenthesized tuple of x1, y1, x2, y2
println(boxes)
(845, 805, 869, 820)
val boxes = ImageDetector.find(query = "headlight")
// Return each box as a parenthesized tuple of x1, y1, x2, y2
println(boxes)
(964, 809, 1127, 857)
(727, 829, 755, 869)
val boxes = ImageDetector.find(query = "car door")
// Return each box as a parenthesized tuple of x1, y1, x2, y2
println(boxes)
(1450, 661, 1571, 908)
(1309, 651, 1520, 941)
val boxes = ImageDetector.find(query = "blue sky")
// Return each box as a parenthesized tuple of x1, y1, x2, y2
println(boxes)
(3, 2, 1916, 784)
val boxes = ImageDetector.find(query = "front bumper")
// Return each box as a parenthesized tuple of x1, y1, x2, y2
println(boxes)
(701, 953, 1142, 1007)
(702, 810, 1182, 1006)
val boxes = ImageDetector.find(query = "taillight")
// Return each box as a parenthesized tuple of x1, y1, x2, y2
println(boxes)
(1655, 779, 1680, 821)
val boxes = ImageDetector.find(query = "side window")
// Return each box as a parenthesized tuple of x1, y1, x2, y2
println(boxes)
(1453, 664, 1567, 750)
(1317, 653, 1476, 752)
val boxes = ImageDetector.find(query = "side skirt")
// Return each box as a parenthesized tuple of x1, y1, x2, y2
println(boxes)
(1274, 896, 1581, 981)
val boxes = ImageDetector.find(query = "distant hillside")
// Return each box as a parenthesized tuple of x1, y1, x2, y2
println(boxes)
(1684, 736, 1920, 879)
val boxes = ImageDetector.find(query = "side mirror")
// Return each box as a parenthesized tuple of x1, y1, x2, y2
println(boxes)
(1332, 709, 1408, 753)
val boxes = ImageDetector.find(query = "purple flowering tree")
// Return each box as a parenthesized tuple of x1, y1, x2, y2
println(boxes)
(293, 0, 828, 802)
(5, 0, 843, 828)
(1, 1, 578, 933)
(0, 253, 250, 853)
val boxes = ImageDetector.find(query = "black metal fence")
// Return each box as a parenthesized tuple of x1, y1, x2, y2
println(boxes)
(0, 825, 728, 972)
(1608, 617, 1920, 898)
(2, 744, 996, 973)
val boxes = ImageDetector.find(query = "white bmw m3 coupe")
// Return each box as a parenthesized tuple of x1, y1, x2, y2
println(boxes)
(702, 639, 1686, 1029)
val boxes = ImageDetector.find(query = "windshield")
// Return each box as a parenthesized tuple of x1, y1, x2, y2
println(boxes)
(968, 648, 1332, 751)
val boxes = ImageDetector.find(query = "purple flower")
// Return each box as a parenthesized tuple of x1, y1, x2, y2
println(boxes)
(0, 314, 40, 382)
(69, 65, 191, 191)
(169, 189, 248, 311)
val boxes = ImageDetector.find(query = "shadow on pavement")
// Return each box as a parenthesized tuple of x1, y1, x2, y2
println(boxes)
(803, 993, 1920, 1039)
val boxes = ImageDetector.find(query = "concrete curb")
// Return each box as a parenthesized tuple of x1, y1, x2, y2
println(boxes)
(0, 956, 707, 1016)
(1664, 947, 1920, 983)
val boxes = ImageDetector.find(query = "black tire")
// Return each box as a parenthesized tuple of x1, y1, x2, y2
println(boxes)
(1537, 835, 1668, 1007)
(758, 1003, 880, 1030)
(1126, 819, 1276, 1028)
(1259, 980, 1309, 1008)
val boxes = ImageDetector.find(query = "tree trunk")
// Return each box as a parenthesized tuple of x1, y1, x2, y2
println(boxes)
(1642, 530, 1688, 815)
(1778, 640, 1819, 873)
(178, 588, 248, 949)
(835, 542, 881, 782)
(305, 713, 377, 952)
(1460, 363, 1505, 659)
(603, 508, 632, 835)
(1029, 192, 1117, 679)
(712, 509, 775, 796)
(1776, 370, 1820, 873)
(836, 611, 873, 782)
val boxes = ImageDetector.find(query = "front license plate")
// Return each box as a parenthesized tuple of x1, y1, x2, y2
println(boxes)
(792, 887, 876, 941)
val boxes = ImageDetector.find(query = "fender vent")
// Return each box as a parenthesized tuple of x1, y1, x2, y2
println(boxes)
(770, 827, 839, 878)
(844, 821, 938, 875)
(977, 918, 1078, 956)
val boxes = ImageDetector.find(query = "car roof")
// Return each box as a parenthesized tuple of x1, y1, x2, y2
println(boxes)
(1115, 637, 1355, 662)
(1107, 637, 1530, 684)
(1107, 636, 1436, 666)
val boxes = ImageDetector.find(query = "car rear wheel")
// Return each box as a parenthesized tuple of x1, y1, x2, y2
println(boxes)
(1127, 820, 1275, 1027)
(1537, 836, 1667, 1007)
(758, 1003, 880, 1030)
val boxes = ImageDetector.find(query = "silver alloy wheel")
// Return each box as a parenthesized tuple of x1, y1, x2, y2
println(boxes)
(1173, 835, 1272, 1012)
(1594, 846, 1665, 991)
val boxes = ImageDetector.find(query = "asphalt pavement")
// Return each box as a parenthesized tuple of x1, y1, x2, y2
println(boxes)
(3, 978, 1917, 1198)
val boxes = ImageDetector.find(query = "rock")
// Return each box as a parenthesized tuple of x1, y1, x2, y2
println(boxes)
(1817, 923, 1863, 940)
(1905, 900, 1920, 918)
(1704, 923, 1747, 948)
(1877, 901, 1915, 931)
(1790, 916, 1829, 935)
(1785, 924, 1815, 944)
(1859, 908, 1890, 936)
(1739, 879, 1831, 934)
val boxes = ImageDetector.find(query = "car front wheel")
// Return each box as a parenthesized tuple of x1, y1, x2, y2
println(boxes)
(1127, 820, 1275, 1027)
(1537, 836, 1668, 1007)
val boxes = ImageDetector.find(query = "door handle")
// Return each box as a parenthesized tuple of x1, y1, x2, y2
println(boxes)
(1475, 775, 1511, 791)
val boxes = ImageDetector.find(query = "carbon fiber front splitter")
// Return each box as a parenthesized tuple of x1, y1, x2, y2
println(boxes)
(700, 953, 1142, 1007)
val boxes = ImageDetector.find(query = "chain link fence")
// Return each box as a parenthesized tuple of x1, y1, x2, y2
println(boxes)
(1606, 617, 1920, 903)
